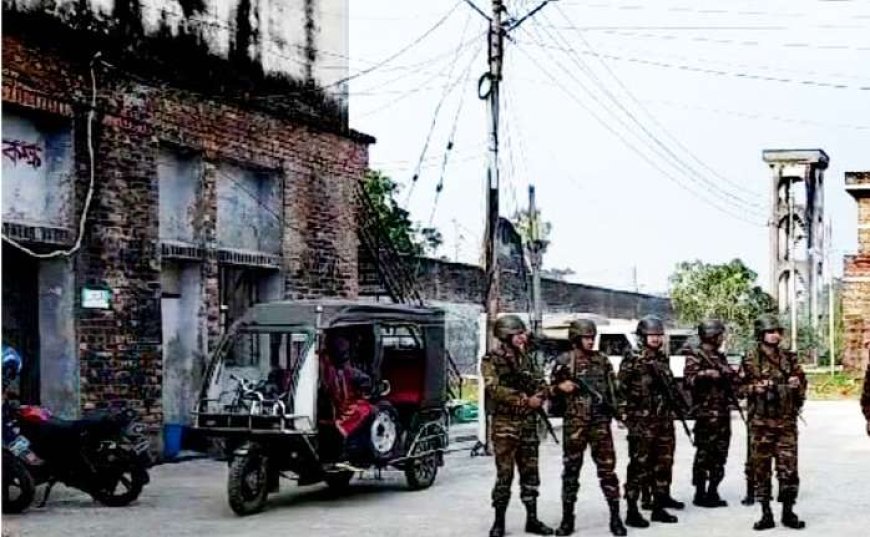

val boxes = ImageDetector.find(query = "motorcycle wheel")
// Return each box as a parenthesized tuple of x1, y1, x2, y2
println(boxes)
(2, 450, 35, 514)
(227, 447, 268, 516)
(91, 462, 148, 507)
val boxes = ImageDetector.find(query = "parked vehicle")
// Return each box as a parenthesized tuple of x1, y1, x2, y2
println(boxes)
(1, 401, 151, 512)
(193, 300, 450, 516)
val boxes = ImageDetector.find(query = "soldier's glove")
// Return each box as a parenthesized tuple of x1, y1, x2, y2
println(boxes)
(702, 369, 722, 380)
(557, 380, 576, 394)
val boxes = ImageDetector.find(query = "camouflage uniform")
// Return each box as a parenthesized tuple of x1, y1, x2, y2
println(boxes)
(862, 363, 870, 429)
(742, 346, 806, 505)
(482, 345, 545, 508)
(618, 348, 677, 504)
(683, 344, 737, 502)
(481, 322, 554, 537)
(551, 349, 621, 504)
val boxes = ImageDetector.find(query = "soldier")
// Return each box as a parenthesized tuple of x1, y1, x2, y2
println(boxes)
(683, 319, 739, 508)
(550, 319, 627, 536)
(742, 314, 807, 531)
(862, 343, 870, 437)
(481, 315, 555, 537)
(618, 315, 685, 527)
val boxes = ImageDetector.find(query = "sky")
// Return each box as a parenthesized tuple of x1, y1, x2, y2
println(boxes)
(346, 0, 870, 295)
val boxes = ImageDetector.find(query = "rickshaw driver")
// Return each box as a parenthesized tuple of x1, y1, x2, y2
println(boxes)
(320, 334, 376, 463)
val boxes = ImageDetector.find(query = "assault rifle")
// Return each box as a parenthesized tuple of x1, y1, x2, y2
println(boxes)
(697, 351, 747, 424)
(562, 372, 622, 423)
(647, 359, 695, 446)
(505, 369, 560, 444)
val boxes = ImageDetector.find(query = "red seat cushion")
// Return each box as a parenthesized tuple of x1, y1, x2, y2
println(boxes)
(381, 353, 424, 405)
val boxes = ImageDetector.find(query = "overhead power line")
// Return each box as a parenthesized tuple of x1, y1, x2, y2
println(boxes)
(514, 41, 765, 227)
(525, 36, 870, 91)
(528, 15, 766, 216)
(548, 6, 766, 208)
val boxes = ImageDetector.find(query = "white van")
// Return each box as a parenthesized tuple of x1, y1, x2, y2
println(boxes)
(542, 315, 693, 381)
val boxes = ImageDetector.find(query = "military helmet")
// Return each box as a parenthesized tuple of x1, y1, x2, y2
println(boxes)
(568, 319, 597, 340)
(494, 315, 527, 340)
(636, 315, 665, 336)
(698, 319, 726, 341)
(754, 314, 784, 340)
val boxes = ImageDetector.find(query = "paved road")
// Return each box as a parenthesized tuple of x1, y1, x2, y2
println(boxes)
(4, 401, 869, 536)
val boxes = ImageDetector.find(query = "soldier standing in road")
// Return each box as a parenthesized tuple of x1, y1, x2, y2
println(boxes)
(618, 315, 685, 527)
(481, 315, 555, 537)
(550, 319, 627, 536)
(742, 314, 807, 531)
(683, 319, 739, 508)
(862, 343, 870, 437)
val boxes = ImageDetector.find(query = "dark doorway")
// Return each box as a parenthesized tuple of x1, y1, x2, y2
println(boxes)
(2, 243, 40, 404)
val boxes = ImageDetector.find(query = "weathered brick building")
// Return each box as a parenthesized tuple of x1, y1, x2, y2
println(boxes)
(843, 171, 870, 371)
(1, 0, 371, 444)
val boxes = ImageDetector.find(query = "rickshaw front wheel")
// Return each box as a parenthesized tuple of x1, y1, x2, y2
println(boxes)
(228, 445, 269, 516)
(405, 454, 438, 490)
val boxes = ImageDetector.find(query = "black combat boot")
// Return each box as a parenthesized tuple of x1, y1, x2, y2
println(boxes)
(650, 495, 678, 523)
(693, 481, 709, 507)
(554, 501, 575, 536)
(489, 505, 507, 537)
(659, 487, 685, 510)
(781, 501, 806, 530)
(641, 487, 653, 510)
(742, 478, 755, 506)
(524, 501, 555, 535)
(753, 501, 775, 531)
(706, 480, 728, 508)
(608, 500, 627, 536)
(625, 499, 650, 528)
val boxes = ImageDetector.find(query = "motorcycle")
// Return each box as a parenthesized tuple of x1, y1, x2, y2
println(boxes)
(1, 402, 152, 512)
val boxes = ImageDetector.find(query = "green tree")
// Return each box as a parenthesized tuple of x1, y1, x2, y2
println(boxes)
(362, 170, 442, 257)
(512, 208, 552, 254)
(669, 259, 777, 352)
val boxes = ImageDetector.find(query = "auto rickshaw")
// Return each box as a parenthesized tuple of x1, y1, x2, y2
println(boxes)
(193, 300, 449, 516)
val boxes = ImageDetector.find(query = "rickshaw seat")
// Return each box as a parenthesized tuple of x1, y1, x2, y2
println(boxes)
(381, 351, 424, 405)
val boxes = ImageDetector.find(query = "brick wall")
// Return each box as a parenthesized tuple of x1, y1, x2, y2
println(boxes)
(843, 172, 870, 371)
(364, 257, 673, 322)
(2, 29, 370, 426)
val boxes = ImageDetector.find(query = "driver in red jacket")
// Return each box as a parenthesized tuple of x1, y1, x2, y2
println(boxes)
(320, 335, 375, 457)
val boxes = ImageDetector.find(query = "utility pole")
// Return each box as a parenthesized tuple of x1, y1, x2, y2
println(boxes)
(528, 185, 543, 337)
(465, 0, 556, 458)
(789, 187, 798, 352)
(483, 0, 505, 354)
(827, 219, 836, 374)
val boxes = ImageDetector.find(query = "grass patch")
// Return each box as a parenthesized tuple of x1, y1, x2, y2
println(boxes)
(807, 372, 864, 400)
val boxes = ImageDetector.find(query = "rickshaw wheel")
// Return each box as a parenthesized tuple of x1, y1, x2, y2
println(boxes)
(405, 454, 438, 490)
(228, 446, 268, 516)
(368, 402, 400, 462)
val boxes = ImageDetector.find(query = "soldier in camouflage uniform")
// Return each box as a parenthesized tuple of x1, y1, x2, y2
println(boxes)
(683, 319, 739, 508)
(862, 343, 870, 437)
(618, 315, 684, 527)
(742, 314, 807, 531)
(550, 319, 627, 536)
(481, 315, 555, 537)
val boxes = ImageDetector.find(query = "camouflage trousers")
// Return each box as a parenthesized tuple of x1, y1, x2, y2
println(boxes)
(624, 417, 675, 501)
(750, 420, 800, 503)
(491, 415, 541, 508)
(561, 419, 620, 503)
(692, 416, 732, 486)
